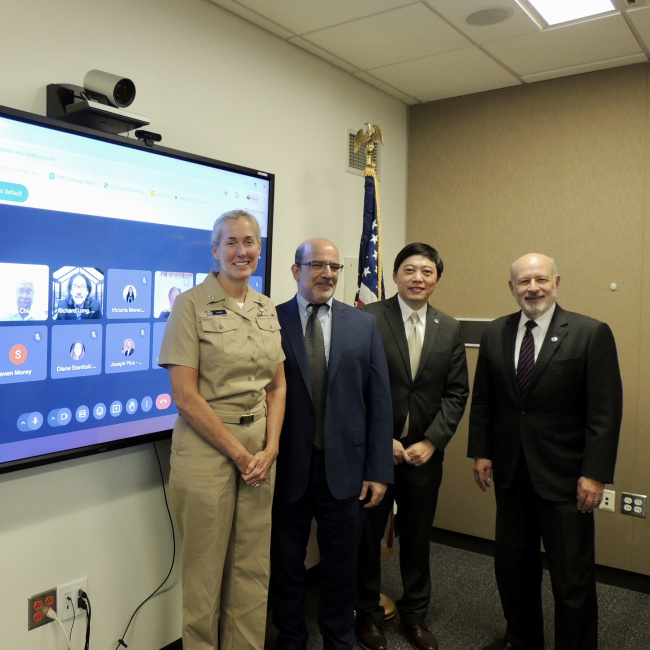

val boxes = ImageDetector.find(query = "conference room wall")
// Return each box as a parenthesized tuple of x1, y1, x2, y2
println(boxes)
(408, 62, 649, 575)
(0, 1, 408, 648)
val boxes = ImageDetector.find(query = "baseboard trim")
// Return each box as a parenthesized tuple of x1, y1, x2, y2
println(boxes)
(161, 639, 182, 650)
(431, 526, 650, 595)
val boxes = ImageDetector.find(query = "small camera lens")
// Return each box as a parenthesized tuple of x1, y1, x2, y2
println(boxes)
(113, 79, 135, 107)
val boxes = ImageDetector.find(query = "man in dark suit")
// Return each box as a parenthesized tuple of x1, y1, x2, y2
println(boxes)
(355, 243, 469, 650)
(270, 238, 393, 650)
(468, 253, 623, 650)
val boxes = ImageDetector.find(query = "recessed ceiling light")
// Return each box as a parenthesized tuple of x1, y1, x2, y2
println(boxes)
(526, 0, 616, 26)
(466, 7, 514, 26)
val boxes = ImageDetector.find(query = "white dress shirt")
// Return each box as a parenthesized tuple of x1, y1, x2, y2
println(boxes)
(514, 302, 556, 368)
(397, 294, 427, 353)
(296, 292, 333, 363)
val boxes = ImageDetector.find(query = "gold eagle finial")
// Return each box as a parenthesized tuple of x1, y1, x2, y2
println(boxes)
(354, 123, 383, 169)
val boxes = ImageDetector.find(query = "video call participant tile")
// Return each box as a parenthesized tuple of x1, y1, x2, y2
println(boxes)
(107, 269, 152, 319)
(51, 324, 102, 379)
(154, 271, 193, 319)
(152, 322, 167, 370)
(0, 325, 47, 384)
(52, 266, 104, 320)
(105, 323, 150, 373)
(0, 263, 49, 322)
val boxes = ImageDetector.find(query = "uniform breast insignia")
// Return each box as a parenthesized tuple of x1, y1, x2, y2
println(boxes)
(551, 336, 558, 342)
(205, 309, 228, 316)
(256, 303, 275, 317)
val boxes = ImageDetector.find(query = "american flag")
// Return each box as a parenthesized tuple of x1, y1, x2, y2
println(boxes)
(355, 172, 385, 306)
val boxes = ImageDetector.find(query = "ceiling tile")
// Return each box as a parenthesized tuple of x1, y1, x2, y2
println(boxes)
(207, 0, 295, 38)
(484, 14, 643, 76)
(304, 4, 471, 71)
(352, 72, 414, 100)
(369, 46, 520, 102)
(627, 5, 650, 47)
(288, 37, 360, 72)
(522, 53, 648, 83)
(226, 0, 416, 35)
(425, 0, 540, 45)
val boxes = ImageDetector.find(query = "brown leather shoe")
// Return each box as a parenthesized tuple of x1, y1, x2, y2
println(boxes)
(399, 621, 438, 650)
(356, 618, 387, 650)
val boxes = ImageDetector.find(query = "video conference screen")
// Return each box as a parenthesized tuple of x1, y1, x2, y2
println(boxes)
(0, 106, 274, 472)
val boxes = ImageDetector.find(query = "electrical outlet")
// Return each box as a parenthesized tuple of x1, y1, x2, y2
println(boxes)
(57, 578, 88, 622)
(621, 492, 647, 518)
(28, 588, 56, 630)
(599, 489, 615, 513)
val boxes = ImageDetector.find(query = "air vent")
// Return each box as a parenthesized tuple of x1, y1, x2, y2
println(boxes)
(347, 128, 381, 180)
(622, 0, 647, 6)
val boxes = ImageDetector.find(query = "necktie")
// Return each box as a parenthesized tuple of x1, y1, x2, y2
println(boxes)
(401, 311, 422, 439)
(305, 304, 327, 450)
(517, 320, 537, 395)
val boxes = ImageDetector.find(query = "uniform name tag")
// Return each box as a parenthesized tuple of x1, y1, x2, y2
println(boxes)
(257, 312, 276, 317)
(205, 309, 228, 316)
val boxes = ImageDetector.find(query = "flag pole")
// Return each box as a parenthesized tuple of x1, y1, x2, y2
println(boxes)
(353, 123, 385, 306)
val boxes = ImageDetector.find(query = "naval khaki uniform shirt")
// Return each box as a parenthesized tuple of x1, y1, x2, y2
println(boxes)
(158, 271, 284, 415)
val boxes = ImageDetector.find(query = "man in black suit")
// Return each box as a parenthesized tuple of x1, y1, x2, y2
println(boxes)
(269, 238, 394, 650)
(468, 253, 623, 650)
(355, 243, 469, 650)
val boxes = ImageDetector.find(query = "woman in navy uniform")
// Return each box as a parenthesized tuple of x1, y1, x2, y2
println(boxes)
(159, 210, 286, 650)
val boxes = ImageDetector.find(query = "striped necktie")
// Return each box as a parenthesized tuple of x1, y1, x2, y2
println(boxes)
(305, 303, 327, 450)
(517, 320, 537, 395)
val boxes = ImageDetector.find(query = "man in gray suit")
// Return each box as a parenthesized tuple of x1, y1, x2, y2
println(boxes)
(356, 243, 469, 650)
(468, 253, 623, 650)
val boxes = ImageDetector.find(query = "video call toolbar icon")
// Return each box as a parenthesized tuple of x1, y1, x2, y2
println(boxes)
(126, 398, 138, 415)
(156, 393, 171, 410)
(110, 401, 122, 417)
(76, 405, 90, 423)
(17, 412, 43, 432)
(47, 408, 72, 427)
(141, 396, 153, 412)
(94, 403, 107, 420)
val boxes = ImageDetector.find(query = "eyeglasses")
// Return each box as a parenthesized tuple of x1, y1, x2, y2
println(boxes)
(71, 283, 88, 291)
(296, 261, 344, 273)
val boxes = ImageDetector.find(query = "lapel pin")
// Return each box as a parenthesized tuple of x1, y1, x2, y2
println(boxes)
(434, 318, 439, 324)
(208, 295, 214, 300)
(551, 336, 558, 342)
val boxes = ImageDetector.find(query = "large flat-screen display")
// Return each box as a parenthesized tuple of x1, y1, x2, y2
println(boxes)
(0, 105, 274, 473)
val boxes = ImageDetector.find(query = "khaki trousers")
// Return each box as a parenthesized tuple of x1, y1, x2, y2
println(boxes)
(170, 415, 274, 650)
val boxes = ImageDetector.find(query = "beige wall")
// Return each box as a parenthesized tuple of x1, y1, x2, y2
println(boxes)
(408, 63, 650, 574)
(0, 1, 407, 648)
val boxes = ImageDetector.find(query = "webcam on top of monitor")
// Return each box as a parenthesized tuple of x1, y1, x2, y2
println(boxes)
(46, 69, 150, 135)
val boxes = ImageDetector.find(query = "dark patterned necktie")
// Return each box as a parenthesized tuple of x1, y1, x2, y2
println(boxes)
(517, 320, 537, 395)
(306, 303, 327, 449)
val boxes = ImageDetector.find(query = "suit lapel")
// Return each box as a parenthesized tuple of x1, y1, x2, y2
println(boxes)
(327, 300, 348, 390)
(525, 305, 568, 398)
(282, 297, 313, 401)
(502, 312, 521, 400)
(383, 296, 411, 379)
(416, 304, 440, 381)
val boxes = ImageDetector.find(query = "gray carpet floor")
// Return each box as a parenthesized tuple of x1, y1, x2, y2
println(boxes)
(265, 540, 650, 650)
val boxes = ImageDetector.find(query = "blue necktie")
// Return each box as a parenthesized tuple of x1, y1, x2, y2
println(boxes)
(517, 320, 537, 395)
